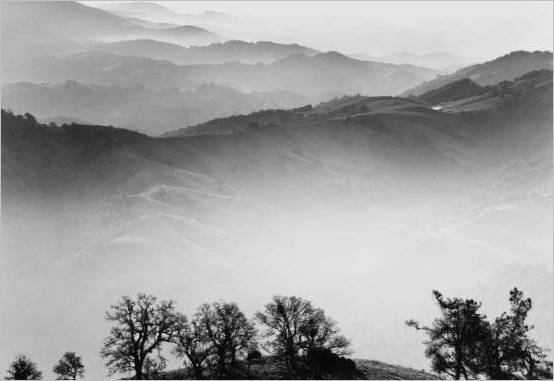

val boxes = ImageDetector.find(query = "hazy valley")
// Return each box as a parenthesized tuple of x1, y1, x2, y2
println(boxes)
(1, 1, 552, 379)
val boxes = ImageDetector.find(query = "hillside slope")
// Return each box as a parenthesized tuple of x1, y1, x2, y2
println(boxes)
(355, 360, 439, 380)
(0, 1, 223, 82)
(418, 69, 553, 114)
(1, 71, 551, 380)
(96, 1, 189, 24)
(159, 357, 439, 379)
(1, 81, 308, 135)
(167, 70, 552, 137)
(404, 50, 552, 96)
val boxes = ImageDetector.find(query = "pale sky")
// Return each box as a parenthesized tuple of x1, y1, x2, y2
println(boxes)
(126, 1, 554, 59)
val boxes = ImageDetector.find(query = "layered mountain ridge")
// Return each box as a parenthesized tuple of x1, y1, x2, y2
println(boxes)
(1, 1, 552, 378)
(2, 81, 309, 135)
(91, 39, 320, 65)
(404, 50, 553, 96)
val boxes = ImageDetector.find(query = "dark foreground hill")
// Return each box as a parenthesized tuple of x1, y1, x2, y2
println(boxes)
(156, 357, 439, 380)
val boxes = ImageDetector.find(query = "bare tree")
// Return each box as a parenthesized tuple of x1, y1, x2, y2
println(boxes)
(255, 296, 313, 375)
(5, 355, 42, 380)
(197, 302, 257, 376)
(52, 352, 85, 380)
(256, 295, 350, 377)
(299, 307, 351, 377)
(100, 294, 182, 379)
(299, 308, 351, 356)
(173, 315, 213, 379)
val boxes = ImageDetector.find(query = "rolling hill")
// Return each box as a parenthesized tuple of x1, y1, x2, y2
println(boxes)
(159, 357, 439, 379)
(2, 0, 552, 378)
(154, 25, 222, 46)
(417, 78, 489, 105)
(95, 1, 189, 24)
(7, 50, 438, 99)
(404, 50, 553, 96)
(0, 0, 221, 45)
(0, 1, 223, 83)
(361, 52, 478, 71)
(92, 39, 319, 65)
(95, 2, 237, 28)
(166, 70, 552, 137)
(1, 69, 552, 379)
(1, 81, 308, 135)
(417, 69, 553, 113)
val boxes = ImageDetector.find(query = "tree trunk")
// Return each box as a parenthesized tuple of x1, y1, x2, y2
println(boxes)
(135, 365, 143, 380)
(217, 348, 226, 377)
(461, 365, 468, 380)
(454, 345, 462, 380)
(288, 352, 297, 376)
(135, 357, 145, 380)
(192, 363, 203, 380)
(284, 357, 292, 378)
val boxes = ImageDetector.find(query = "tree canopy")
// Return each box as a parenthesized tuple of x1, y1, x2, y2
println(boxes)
(5, 355, 42, 380)
(407, 288, 553, 380)
(197, 302, 257, 377)
(256, 295, 350, 377)
(52, 352, 85, 380)
(100, 294, 183, 380)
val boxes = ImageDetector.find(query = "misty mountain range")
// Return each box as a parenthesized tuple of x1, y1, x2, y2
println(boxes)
(3, 66, 552, 378)
(93, 1, 234, 26)
(90, 39, 320, 65)
(405, 50, 553, 95)
(349, 51, 479, 71)
(2, 1, 551, 137)
(0, 1, 447, 135)
(1, 1, 553, 379)
(4, 69, 551, 280)
(2, 81, 308, 135)
(2, 1, 552, 137)
(0, 1, 222, 55)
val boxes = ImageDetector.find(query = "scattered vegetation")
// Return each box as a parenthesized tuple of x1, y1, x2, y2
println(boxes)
(4, 288, 550, 379)
(173, 316, 213, 379)
(100, 294, 183, 380)
(5, 355, 42, 380)
(52, 352, 85, 380)
(97, 293, 353, 379)
(407, 288, 553, 380)
(255, 295, 351, 378)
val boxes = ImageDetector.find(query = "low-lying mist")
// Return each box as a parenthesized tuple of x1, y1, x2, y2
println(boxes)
(1, 107, 552, 378)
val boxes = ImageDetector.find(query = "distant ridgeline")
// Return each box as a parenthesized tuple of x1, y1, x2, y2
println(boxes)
(2, 69, 552, 204)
